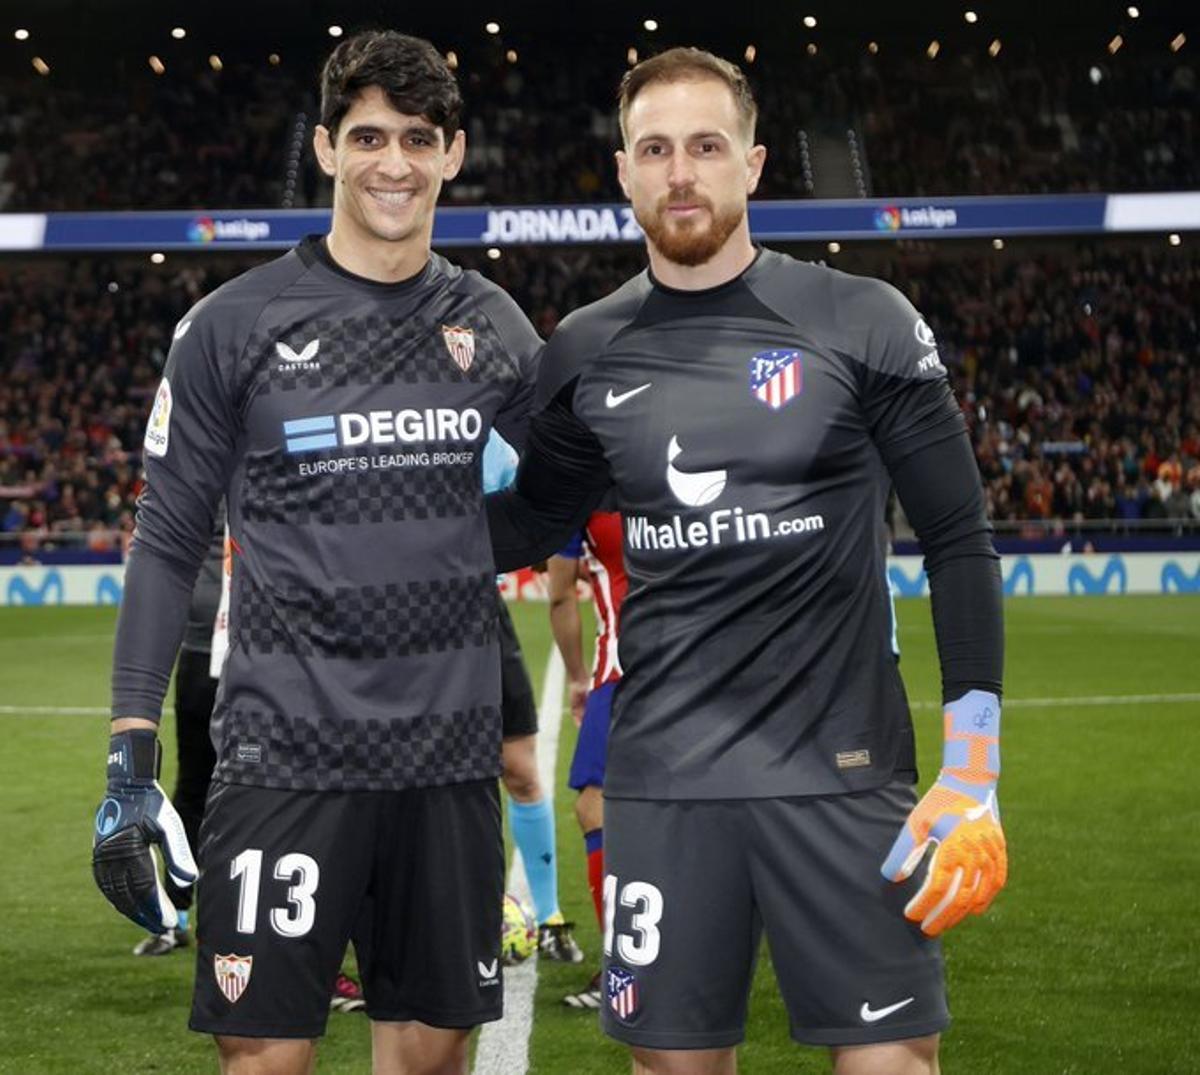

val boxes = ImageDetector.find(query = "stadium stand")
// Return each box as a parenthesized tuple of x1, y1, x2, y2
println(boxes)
(1, 11, 1197, 555)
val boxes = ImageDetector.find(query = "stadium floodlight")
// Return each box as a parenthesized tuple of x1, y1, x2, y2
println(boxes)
(644, 19, 658, 31)
(993, 238, 1005, 249)
(268, 52, 281, 65)
(965, 10, 979, 24)
(827, 241, 841, 253)
(1169, 233, 1182, 246)
(868, 41, 880, 54)
(989, 38, 1002, 57)
(927, 39, 941, 59)
(148, 55, 165, 75)
(627, 46, 638, 64)
(327, 25, 343, 38)
(803, 15, 817, 28)
(1170, 33, 1186, 52)
(14, 28, 29, 41)
(1126, 6, 1139, 18)
(487, 247, 502, 260)
(1089, 65, 1103, 83)
(744, 44, 757, 63)
(209, 54, 223, 71)
(485, 21, 500, 34)
(150, 252, 166, 264)
(171, 27, 186, 40)
(31, 55, 49, 75)
(505, 49, 517, 63)
(446, 50, 459, 69)
(1108, 34, 1123, 54)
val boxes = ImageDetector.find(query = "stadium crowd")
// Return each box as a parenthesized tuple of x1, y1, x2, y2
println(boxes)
(2, 241, 1198, 557)
(1, 35, 1194, 209)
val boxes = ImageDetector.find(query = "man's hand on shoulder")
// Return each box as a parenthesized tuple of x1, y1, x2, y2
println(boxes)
(882, 690, 1006, 937)
(92, 725, 198, 933)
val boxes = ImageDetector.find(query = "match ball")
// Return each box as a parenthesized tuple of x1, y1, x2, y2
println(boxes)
(500, 893, 537, 965)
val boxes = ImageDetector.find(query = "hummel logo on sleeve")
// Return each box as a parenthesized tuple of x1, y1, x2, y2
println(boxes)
(276, 340, 320, 364)
(859, 996, 915, 1023)
(605, 383, 652, 408)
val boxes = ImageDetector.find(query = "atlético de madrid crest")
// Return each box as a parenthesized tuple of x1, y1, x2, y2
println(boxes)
(749, 349, 803, 410)
(442, 325, 476, 371)
(214, 953, 253, 1004)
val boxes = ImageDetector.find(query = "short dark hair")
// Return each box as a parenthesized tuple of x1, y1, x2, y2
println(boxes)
(618, 47, 757, 145)
(320, 30, 462, 144)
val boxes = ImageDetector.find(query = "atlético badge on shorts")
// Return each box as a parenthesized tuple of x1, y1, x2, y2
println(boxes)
(750, 349, 803, 410)
(214, 953, 253, 1004)
(606, 965, 640, 1021)
(442, 325, 476, 371)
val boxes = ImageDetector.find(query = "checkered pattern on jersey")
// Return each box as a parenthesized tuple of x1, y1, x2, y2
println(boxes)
(240, 451, 482, 525)
(244, 313, 522, 395)
(213, 705, 503, 790)
(234, 571, 497, 659)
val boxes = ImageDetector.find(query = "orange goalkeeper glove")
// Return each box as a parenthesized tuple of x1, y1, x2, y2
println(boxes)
(881, 690, 1006, 937)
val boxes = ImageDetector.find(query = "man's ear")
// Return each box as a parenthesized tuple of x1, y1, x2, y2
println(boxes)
(616, 149, 630, 199)
(313, 125, 337, 178)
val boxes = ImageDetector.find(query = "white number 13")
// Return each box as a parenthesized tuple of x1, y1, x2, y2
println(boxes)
(603, 874, 664, 967)
(230, 849, 320, 938)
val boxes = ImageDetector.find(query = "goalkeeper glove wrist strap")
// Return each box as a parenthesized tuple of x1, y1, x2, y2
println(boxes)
(107, 729, 160, 786)
(941, 689, 1001, 791)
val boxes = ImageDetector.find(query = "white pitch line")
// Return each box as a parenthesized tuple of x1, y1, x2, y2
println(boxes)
(473, 645, 566, 1075)
(3, 690, 1200, 721)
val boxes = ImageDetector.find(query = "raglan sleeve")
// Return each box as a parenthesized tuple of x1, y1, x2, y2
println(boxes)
(484, 288, 543, 453)
(111, 304, 243, 721)
(485, 323, 614, 572)
(843, 277, 1004, 702)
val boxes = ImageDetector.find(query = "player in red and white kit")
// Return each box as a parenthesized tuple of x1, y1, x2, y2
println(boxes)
(547, 510, 625, 1008)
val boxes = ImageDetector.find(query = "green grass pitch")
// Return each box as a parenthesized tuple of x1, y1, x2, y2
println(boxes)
(0, 596, 1196, 1073)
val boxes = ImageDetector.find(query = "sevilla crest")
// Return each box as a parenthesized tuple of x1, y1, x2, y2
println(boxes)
(442, 325, 476, 371)
(214, 953, 253, 1004)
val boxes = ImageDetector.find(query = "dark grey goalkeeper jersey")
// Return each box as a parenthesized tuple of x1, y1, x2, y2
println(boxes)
(489, 248, 1002, 801)
(113, 237, 540, 791)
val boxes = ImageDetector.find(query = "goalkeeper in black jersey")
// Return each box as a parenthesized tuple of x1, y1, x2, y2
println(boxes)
(92, 32, 539, 1074)
(488, 48, 1006, 1075)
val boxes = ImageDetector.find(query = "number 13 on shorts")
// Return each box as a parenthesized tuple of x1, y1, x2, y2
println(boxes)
(230, 848, 320, 938)
(603, 874, 664, 966)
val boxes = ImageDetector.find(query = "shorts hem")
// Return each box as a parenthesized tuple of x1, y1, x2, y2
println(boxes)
(792, 1015, 950, 1047)
(601, 1023, 744, 1050)
(188, 1018, 327, 1040)
(366, 1004, 502, 1030)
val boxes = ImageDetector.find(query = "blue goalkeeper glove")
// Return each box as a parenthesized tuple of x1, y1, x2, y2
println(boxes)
(881, 690, 1007, 937)
(92, 728, 198, 934)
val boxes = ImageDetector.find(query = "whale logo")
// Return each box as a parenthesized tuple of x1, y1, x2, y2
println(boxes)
(665, 435, 726, 508)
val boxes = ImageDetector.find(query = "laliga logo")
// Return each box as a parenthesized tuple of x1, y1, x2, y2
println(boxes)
(874, 207, 902, 232)
(666, 436, 726, 507)
(188, 216, 217, 242)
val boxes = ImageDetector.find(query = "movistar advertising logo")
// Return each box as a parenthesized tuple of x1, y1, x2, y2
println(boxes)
(283, 408, 483, 454)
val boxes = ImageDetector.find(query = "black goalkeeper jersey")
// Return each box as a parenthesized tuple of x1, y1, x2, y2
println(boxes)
(113, 238, 540, 791)
(489, 248, 1002, 801)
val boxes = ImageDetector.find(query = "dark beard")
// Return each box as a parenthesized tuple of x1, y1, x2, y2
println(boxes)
(635, 190, 744, 268)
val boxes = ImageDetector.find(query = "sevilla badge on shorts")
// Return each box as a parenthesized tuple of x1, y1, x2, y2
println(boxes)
(214, 953, 253, 1004)
(442, 325, 476, 371)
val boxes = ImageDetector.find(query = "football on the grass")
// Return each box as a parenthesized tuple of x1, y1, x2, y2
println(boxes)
(500, 893, 537, 965)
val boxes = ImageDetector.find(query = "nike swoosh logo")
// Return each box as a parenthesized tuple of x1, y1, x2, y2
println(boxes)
(477, 959, 498, 979)
(173, 320, 192, 341)
(860, 997, 915, 1023)
(605, 383, 652, 408)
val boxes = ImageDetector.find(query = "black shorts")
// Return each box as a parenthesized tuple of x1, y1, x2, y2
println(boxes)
(497, 598, 537, 739)
(189, 778, 504, 1038)
(600, 783, 949, 1049)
